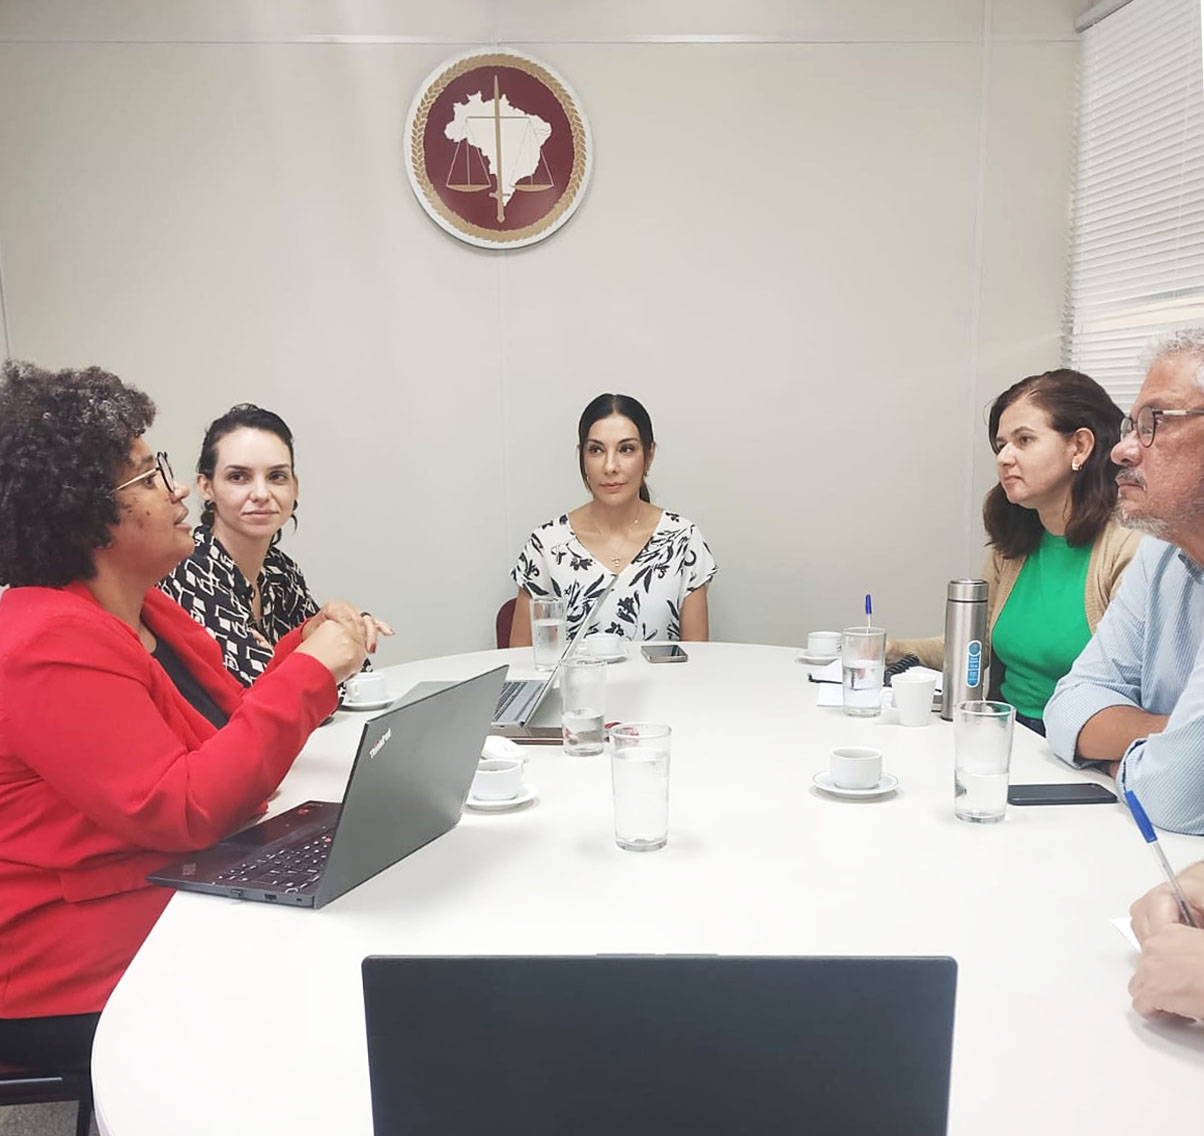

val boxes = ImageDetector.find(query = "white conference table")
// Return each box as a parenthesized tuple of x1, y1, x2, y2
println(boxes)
(92, 642, 1204, 1135)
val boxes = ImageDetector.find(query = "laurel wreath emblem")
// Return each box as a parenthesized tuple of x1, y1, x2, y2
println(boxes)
(408, 52, 589, 246)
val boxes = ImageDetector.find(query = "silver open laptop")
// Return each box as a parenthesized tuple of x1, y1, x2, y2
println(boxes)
(409, 575, 622, 743)
(494, 573, 623, 738)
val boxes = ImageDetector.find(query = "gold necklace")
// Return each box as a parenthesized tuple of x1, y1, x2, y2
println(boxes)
(602, 505, 641, 569)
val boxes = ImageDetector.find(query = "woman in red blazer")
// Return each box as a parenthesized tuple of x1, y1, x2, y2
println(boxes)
(0, 361, 375, 1068)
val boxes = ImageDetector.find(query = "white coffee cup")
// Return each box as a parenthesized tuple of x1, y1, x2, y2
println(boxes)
(892, 671, 937, 727)
(346, 671, 388, 704)
(585, 633, 625, 659)
(830, 746, 883, 790)
(471, 758, 525, 801)
(807, 631, 841, 656)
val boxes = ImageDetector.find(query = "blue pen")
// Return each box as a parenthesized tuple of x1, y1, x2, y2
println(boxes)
(1125, 790, 1199, 928)
(865, 593, 872, 629)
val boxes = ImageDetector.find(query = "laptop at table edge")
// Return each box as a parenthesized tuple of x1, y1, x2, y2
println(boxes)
(360, 954, 958, 1135)
(147, 664, 507, 908)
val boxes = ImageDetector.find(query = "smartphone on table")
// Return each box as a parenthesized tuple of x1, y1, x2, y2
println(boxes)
(1006, 783, 1118, 806)
(641, 644, 689, 664)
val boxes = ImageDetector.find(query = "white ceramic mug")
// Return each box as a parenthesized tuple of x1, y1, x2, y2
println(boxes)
(345, 671, 388, 704)
(585, 633, 625, 659)
(807, 631, 841, 656)
(829, 746, 883, 790)
(892, 671, 937, 727)
(471, 758, 525, 801)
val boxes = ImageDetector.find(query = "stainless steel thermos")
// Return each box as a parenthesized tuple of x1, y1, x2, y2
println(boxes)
(941, 579, 989, 720)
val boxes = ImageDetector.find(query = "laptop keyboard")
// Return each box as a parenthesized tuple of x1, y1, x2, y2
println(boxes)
(213, 826, 335, 892)
(495, 680, 527, 717)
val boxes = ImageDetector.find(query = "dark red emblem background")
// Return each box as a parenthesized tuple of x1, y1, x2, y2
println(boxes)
(422, 65, 576, 232)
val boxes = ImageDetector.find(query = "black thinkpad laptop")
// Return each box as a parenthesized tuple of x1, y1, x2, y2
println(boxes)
(148, 665, 506, 909)
(362, 954, 958, 1135)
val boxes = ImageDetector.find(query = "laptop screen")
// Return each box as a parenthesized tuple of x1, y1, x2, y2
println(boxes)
(362, 954, 957, 1135)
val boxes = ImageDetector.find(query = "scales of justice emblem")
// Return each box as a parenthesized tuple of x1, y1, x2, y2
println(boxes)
(404, 51, 592, 249)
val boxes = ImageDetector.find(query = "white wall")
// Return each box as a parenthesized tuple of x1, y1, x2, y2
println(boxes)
(0, 0, 1081, 661)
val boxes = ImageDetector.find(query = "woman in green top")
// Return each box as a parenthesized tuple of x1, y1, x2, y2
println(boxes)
(890, 369, 1142, 734)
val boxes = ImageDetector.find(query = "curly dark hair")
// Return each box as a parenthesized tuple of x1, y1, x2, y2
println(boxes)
(982, 368, 1122, 558)
(0, 360, 156, 587)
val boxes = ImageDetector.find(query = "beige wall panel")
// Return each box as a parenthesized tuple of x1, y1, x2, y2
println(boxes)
(8, 0, 1083, 44)
(498, 43, 981, 646)
(0, 1, 496, 42)
(496, 0, 984, 41)
(989, 0, 1081, 37)
(0, 42, 508, 661)
(968, 41, 1078, 582)
(0, 3, 1079, 656)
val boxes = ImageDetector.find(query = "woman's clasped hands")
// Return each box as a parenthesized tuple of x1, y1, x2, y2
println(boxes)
(298, 601, 395, 684)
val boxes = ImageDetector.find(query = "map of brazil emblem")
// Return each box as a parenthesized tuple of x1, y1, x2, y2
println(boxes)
(404, 51, 592, 249)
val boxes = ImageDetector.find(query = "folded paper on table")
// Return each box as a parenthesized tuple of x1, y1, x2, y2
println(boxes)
(808, 660, 842, 684)
(816, 684, 892, 710)
(807, 661, 942, 690)
(810, 662, 942, 695)
(1111, 916, 1140, 953)
(816, 683, 843, 708)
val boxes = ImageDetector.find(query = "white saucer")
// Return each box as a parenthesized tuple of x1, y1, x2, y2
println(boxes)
(796, 650, 840, 666)
(812, 771, 899, 799)
(583, 650, 629, 665)
(465, 784, 538, 812)
(341, 696, 394, 712)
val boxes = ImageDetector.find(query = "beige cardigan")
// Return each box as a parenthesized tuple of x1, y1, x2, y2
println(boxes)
(894, 521, 1143, 671)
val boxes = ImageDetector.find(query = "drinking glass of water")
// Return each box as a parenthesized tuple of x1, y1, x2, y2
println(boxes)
(841, 627, 886, 718)
(530, 596, 567, 671)
(953, 700, 1015, 824)
(610, 723, 671, 852)
(562, 657, 606, 756)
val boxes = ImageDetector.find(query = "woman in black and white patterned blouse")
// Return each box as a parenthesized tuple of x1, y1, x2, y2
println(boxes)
(161, 405, 390, 686)
(510, 393, 717, 646)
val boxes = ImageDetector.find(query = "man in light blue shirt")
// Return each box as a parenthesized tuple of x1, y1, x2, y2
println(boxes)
(1045, 329, 1204, 834)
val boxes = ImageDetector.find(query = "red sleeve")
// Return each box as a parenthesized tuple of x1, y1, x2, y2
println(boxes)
(3, 611, 337, 853)
(263, 621, 308, 674)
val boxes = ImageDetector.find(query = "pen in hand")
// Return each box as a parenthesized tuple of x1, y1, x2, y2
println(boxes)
(1125, 790, 1200, 928)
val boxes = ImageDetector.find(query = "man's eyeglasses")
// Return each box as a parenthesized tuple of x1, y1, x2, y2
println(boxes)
(1119, 406, 1204, 447)
(113, 452, 175, 495)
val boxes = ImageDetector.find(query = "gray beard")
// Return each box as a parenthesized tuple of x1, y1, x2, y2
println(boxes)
(1114, 502, 1175, 540)
(1114, 480, 1204, 544)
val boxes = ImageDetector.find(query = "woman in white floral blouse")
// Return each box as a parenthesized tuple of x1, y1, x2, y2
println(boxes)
(510, 394, 717, 645)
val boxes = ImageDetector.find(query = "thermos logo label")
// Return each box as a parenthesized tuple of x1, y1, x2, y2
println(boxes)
(966, 640, 982, 688)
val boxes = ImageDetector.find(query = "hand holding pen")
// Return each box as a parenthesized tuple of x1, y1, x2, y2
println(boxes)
(1124, 792, 1204, 1019)
(1125, 791, 1202, 936)
(1126, 856, 1204, 1020)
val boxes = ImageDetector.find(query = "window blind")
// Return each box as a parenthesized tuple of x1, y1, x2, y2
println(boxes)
(1066, 0, 1204, 408)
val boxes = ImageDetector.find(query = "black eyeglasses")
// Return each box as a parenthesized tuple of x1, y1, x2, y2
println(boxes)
(1119, 406, 1204, 447)
(113, 452, 175, 495)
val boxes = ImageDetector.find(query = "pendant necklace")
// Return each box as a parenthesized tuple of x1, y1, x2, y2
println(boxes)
(608, 505, 642, 570)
